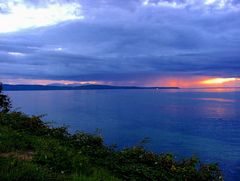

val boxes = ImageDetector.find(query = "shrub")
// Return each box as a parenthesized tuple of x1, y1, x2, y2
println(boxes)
(71, 131, 103, 149)
(72, 168, 121, 181)
(0, 157, 66, 181)
(0, 83, 11, 113)
(0, 127, 34, 152)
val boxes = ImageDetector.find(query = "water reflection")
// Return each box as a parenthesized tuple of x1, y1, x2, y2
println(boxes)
(182, 88, 240, 93)
(193, 97, 235, 103)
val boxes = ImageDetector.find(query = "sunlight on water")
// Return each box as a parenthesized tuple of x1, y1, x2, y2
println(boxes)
(193, 98, 236, 103)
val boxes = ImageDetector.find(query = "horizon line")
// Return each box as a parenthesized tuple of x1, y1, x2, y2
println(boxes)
(2, 83, 240, 89)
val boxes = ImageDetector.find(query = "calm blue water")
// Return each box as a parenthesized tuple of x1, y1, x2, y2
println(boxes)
(7, 89, 240, 180)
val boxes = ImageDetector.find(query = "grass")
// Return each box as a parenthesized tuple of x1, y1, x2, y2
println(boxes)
(0, 111, 224, 181)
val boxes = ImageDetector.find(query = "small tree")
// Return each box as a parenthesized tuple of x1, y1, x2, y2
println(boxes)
(0, 83, 11, 113)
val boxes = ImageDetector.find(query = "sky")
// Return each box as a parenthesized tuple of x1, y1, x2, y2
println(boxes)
(0, 0, 240, 87)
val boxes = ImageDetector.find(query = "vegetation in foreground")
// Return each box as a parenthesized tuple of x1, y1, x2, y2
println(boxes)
(0, 84, 223, 181)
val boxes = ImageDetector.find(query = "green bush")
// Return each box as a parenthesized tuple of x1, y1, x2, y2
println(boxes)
(71, 131, 103, 149)
(72, 168, 121, 181)
(0, 157, 66, 181)
(0, 112, 49, 136)
(33, 138, 93, 175)
(0, 127, 34, 152)
(0, 83, 11, 113)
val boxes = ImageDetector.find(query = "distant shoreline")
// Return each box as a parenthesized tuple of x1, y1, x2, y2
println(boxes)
(3, 84, 180, 91)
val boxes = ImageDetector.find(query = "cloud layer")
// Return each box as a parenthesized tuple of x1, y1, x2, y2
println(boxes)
(0, 0, 240, 86)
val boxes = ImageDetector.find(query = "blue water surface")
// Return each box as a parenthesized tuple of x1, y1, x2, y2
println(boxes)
(7, 88, 240, 180)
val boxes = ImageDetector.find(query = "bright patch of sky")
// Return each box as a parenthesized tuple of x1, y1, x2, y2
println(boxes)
(142, 0, 240, 10)
(54, 47, 63, 51)
(0, 0, 84, 33)
(8, 52, 25, 56)
(142, 0, 188, 8)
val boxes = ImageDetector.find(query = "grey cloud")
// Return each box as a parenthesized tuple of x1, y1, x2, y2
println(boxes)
(0, 0, 240, 84)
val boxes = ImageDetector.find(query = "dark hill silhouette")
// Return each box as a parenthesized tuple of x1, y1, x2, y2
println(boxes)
(3, 84, 179, 91)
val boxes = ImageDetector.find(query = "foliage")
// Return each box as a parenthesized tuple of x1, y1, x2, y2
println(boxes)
(0, 126, 34, 152)
(0, 157, 67, 181)
(0, 83, 11, 113)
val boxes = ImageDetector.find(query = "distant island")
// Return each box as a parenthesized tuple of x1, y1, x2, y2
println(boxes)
(3, 84, 180, 91)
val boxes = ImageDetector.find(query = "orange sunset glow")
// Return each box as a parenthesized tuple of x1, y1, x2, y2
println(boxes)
(201, 78, 238, 85)
(2, 77, 240, 88)
(147, 76, 240, 88)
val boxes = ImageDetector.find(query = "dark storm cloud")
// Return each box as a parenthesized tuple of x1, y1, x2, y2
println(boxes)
(0, 0, 240, 84)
